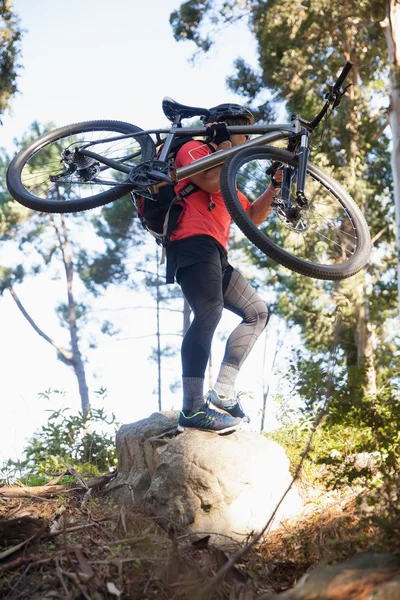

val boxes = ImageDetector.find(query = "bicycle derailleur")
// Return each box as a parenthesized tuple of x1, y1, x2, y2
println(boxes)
(50, 148, 101, 183)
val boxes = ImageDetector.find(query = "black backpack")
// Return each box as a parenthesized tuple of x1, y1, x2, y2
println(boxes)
(134, 135, 200, 246)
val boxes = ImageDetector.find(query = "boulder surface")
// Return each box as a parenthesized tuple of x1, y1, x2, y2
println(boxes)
(110, 411, 302, 542)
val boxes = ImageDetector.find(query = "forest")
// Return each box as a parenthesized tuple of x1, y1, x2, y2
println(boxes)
(0, 1, 399, 598)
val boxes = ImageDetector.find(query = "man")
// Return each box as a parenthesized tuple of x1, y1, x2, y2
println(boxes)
(166, 103, 281, 433)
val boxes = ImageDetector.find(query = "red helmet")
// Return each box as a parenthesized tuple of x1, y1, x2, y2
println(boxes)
(202, 103, 255, 125)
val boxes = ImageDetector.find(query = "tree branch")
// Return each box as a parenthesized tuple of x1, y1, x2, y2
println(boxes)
(49, 214, 65, 262)
(8, 286, 73, 361)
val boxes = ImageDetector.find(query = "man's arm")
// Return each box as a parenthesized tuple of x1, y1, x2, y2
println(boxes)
(190, 140, 231, 194)
(247, 184, 277, 226)
(247, 169, 282, 226)
(189, 123, 233, 193)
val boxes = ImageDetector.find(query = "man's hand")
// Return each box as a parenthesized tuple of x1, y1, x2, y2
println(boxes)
(205, 122, 231, 146)
(271, 167, 283, 191)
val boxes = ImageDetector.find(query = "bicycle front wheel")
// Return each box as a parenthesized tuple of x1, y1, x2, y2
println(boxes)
(7, 120, 155, 213)
(221, 146, 371, 280)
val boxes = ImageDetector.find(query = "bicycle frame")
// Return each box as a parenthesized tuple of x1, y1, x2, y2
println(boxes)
(78, 120, 310, 209)
(79, 123, 295, 189)
(77, 60, 353, 203)
(171, 126, 292, 183)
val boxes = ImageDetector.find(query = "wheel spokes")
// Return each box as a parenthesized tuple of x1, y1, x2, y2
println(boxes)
(21, 129, 144, 202)
(236, 157, 359, 267)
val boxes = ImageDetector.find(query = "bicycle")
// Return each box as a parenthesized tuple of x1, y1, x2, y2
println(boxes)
(6, 61, 370, 280)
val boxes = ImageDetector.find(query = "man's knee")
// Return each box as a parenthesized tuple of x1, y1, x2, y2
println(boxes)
(242, 303, 269, 333)
(258, 303, 270, 330)
(249, 302, 269, 332)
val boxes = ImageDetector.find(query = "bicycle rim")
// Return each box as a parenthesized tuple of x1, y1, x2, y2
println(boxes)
(221, 147, 370, 280)
(7, 121, 155, 213)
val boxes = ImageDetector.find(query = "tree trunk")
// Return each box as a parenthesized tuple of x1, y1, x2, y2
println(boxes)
(53, 215, 90, 414)
(382, 0, 400, 306)
(156, 247, 162, 411)
(260, 321, 284, 432)
(342, 41, 377, 396)
(354, 278, 377, 395)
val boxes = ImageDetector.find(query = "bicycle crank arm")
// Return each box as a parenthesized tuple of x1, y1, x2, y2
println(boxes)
(145, 170, 173, 184)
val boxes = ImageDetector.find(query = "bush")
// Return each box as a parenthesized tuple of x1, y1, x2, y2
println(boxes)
(268, 386, 400, 491)
(1, 389, 119, 485)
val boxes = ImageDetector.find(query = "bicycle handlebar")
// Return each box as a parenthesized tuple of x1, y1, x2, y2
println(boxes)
(333, 61, 353, 91)
(307, 61, 353, 131)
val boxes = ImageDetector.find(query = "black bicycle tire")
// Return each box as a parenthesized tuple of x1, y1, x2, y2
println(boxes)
(221, 146, 371, 280)
(6, 120, 155, 213)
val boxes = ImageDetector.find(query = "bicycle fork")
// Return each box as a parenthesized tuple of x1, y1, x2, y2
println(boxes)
(272, 121, 310, 216)
(294, 131, 310, 207)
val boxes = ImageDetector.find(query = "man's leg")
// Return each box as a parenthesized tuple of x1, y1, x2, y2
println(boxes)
(178, 261, 224, 415)
(213, 267, 269, 402)
(176, 261, 243, 432)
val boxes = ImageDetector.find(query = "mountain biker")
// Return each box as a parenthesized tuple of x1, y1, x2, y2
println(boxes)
(167, 103, 282, 433)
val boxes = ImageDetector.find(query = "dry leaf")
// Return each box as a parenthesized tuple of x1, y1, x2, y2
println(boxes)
(107, 581, 122, 596)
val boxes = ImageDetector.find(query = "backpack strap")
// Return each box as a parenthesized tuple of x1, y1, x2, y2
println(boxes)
(163, 144, 217, 281)
(159, 145, 215, 257)
(156, 143, 215, 251)
(178, 181, 200, 199)
(204, 141, 217, 154)
(148, 181, 199, 265)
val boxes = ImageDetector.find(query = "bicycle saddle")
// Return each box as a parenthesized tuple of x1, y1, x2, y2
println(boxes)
(162, 97, 210, 122)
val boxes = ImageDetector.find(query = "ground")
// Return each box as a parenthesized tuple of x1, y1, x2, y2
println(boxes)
(0, 474, 398, 599)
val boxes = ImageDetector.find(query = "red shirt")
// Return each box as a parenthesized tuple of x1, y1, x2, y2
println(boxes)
(170, 141, 251, 250)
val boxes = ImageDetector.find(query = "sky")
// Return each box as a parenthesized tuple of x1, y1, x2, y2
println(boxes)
(0, 0, 294, 465)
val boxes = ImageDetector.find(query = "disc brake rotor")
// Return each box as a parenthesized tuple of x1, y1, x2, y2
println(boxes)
(273, 197, 311, 232)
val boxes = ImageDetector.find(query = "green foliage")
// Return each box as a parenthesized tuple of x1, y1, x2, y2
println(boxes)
(0, 389, 118, 484)
(0, 0, 24, 117)
(0, 147, 31, 239)
(150, 343, 178, 362)
(270, 371, 400, 491)
(101, 319, 121, 336)
(55, 299, 89, 328)
(227, 57, 276, 122)
(170, 0, 254, 56)
(0, 263, 24, 293)
(170, 1, 214, 52)
(227, 57, 264, 101)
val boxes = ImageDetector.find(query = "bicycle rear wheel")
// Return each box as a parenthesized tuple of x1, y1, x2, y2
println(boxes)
(221, 146, 370, 280)
(6, 120, 155, 213)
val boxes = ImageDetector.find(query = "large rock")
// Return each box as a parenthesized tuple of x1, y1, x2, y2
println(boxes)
(110, 411, 302, 543)
(260, 553, 400, 599)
